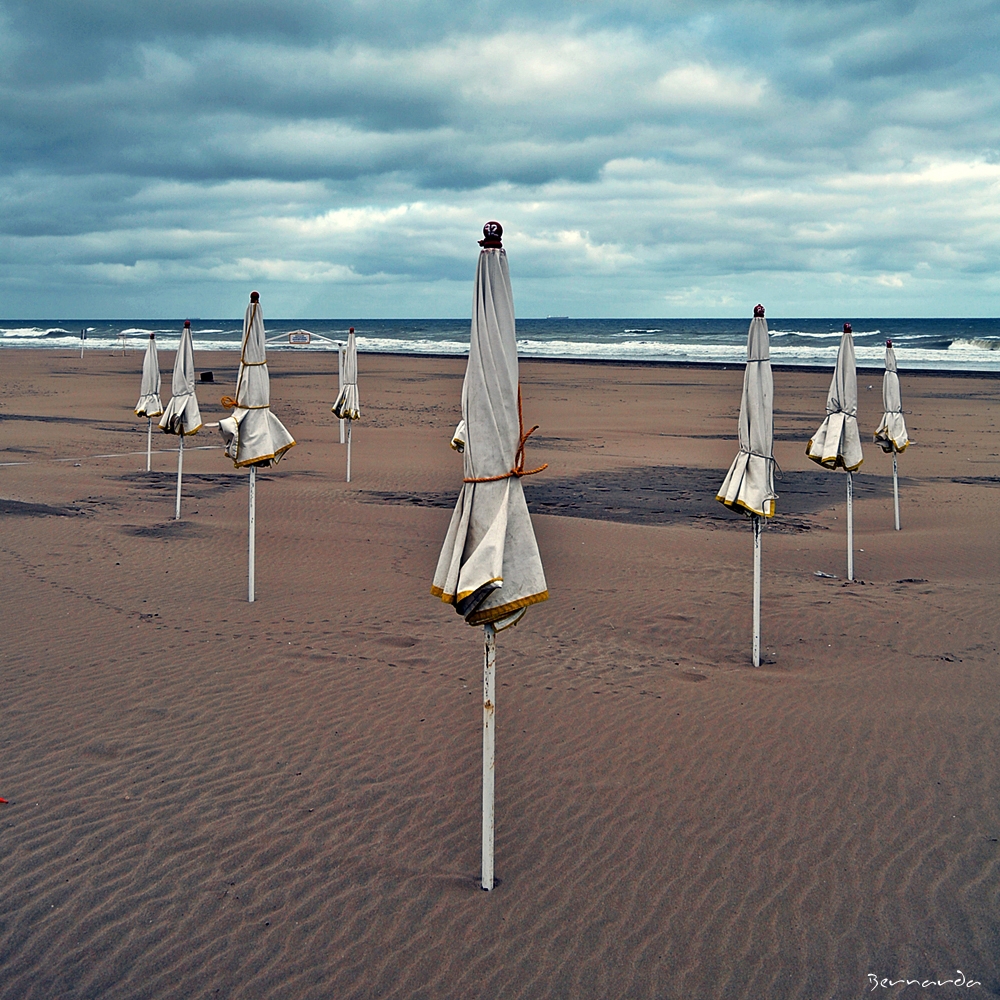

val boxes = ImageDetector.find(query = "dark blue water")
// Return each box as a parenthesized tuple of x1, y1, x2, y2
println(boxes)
(3, 318, 999, 371)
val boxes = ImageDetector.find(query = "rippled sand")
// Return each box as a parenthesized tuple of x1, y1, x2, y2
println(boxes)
(1, 349, 998, 999)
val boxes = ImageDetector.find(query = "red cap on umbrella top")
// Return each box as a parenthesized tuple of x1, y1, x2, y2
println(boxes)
(350, 327, 354, 333)
(886, 339, 892, 347)
(479, 221, 503, 248)
(250, 291, 259, 303)
(753, 304, 765, 318)
(843, 322, 852, 334)
(150, 333, 155, 339)
(184, 320, 190, 329)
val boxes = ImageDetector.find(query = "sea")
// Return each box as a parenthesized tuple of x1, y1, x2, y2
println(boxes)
(3, 318, 999, 372)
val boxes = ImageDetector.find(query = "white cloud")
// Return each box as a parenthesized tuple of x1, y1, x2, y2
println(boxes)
(653, 64, 765, 108)
(279, 205, 416, 237)
(2, 1, 1000, 316)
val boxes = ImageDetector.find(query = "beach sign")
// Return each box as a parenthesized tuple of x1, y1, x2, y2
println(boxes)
(288, 331, 311, 345)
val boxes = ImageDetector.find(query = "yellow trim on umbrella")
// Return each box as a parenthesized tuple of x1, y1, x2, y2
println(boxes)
(805, 439, 863, 472)
(430, 577, 504, 605)
(466, 589, 549, 626)
(874, 434, 910, 454)
(715, 494, 776, 518)
(231, 439, 296, 468)
(162, 421, 203, 436)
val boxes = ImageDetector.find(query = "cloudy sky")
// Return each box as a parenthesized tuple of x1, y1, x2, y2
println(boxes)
(2, 0, 998, 318)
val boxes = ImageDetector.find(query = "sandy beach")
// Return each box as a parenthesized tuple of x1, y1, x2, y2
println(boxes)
(1, 347, 998, 999)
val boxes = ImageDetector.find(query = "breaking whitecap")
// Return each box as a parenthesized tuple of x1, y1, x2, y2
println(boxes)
(3, 318, 999, 372)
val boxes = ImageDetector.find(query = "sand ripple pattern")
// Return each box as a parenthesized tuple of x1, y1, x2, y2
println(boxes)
(1, 355, 998, 999)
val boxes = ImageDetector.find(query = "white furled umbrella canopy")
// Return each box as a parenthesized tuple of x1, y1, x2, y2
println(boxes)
(807, 323, 863, 580)
(717, 310, 777, 518)
(219, 294, 296, 468)
(431, 241, 548, 626)
(806, 327, 863, 472)
(874, 342, 909, 454)
(332, 330, 360, 420)
(158, 322, 202, 435)
(135, 334, 163, 418)
(716, 305, 776, 667)
(432, 221, 549, 893)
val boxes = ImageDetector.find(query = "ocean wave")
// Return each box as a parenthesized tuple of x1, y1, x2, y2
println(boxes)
(516, 338, 730, 360)
(771, 329, 881, 339)
(770, 330, 842, 339)
(340, 335, 1000, 371)
(949, 337, 1000, 351)
(4, 322, 999, 372)
(354, 336, 468, 355)
(1, 327, 71, 338)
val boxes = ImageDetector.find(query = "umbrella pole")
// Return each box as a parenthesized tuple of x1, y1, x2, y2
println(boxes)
(752, 514, 761, 668)
(846, 471, 854, 582)
(146, 418, 152, 472)
(482, 622, 496, 891)
(248, 465, 256, 603)
(892, 453, 900, 531)
(346, 419, 352, 482)
(174, 433, 184, 520)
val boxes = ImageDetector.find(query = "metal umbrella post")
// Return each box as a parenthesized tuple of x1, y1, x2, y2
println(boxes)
(248, 466, 256, 603)
(174, 434, 184, 520)
(752, 514, 762, 667)
(846, 472, 854, 581)
(482, 623, 497, 890)
(892, 453, 900, 531)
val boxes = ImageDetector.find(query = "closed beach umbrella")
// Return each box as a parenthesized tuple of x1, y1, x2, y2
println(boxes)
(158, 320, 203, 519)
(135, 333, 163, 473)
(806, 323, 863, 579)
(219, 291, 296, 602)
(332, 327, 360, 481)
(336, 340, 346, 444)
(431, 221, 549, 890)
(716, 305, 776, 666)
(873, 339, 909, 531)
(159, 321, 202, 435)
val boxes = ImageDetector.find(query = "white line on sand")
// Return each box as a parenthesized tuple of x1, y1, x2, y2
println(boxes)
(0, 445, 223, 467)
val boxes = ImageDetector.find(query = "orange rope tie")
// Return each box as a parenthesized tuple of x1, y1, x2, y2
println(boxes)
(463, 386, 548, 483)
(221, 400, 269, 410)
